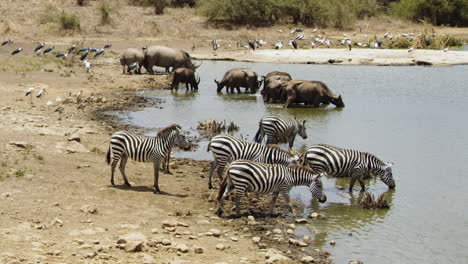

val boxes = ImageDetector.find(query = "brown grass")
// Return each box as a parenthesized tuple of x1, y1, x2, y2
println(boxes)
(360, 192, 390, 209)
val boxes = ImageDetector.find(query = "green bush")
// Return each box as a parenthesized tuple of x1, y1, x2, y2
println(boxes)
(60, 11, 81, 31)
(391, 0, 468, 26)
(391, 37, 412, 48)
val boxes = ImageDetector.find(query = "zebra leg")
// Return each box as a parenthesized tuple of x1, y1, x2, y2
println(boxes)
(358, 176, 366, 192)
(110, 159, 119, 186)
(153, 160, 161, 193)
(269, 191, 280, 215)
(281, 191, 295, 214)
(119, 155, 131, 187)
(208, 160, 218, 189)
(234, 189, 245, 217)
(216, 177, 234, 216)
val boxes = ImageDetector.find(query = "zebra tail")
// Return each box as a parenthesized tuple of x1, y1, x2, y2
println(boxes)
(106, 145, 111, 165)
(253, 120, 262, 142)
(217, 174, 229, 202)
(206, 142, 211, 152)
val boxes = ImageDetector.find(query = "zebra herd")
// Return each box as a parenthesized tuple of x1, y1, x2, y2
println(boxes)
(106, 116, 395, 217)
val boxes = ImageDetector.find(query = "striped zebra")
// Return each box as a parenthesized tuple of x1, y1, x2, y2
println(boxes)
(207, 135, 299, 189)
(303, 144, 395, 192)
(106, 124, 191, 193)
(253, 116, 307, 148)
(216, 160, 327, 217)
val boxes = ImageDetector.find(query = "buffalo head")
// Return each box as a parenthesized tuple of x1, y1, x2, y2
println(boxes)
(332, 95, 345, 107)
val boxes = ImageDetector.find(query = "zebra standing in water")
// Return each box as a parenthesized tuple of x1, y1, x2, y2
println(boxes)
(253, 116, 307, 149)
(216, 160, 327, 217)
(106, 124, 191, 193)
(207, 135, 300, 189)
(303, 144, 395, 192)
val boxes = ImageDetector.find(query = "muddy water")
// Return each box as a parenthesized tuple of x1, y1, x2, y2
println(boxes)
(115, 61, 468, 263)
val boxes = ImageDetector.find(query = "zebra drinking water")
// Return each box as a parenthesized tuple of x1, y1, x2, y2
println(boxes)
(303, 144, 395, 192)
(106, 124, 191, 193)
(216, 160, 327, 217)
(207, 135, 300, 189)
(253, 116, 307, 149)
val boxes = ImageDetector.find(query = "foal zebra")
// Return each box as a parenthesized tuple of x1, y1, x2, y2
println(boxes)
(303, 144, 395, 192)
(216, 160, 327, 217)
(106, 124, 191, 193)
(253, 116, 307, 148)
(207, 135, 299, 189)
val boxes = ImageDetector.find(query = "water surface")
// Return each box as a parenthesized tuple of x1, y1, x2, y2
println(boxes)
(114, 61, 468, 264)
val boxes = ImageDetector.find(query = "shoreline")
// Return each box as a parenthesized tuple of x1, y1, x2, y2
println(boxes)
(193, 48, 468, 66)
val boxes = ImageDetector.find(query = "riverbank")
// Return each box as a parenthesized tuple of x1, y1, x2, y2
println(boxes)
(0, 51, 336, 264)
(193, 48, 468, 66)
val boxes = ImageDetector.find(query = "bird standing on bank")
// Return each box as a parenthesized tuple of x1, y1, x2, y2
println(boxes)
(25, 87, 35, 104)
(80, 50, 89, 61)
(43, 46, 54, 54)
(11, 48, 22, 55)
(34, 43, 45, 52)
(2, 39, 12, 46)
(94, 48, 105, 58)
(68, 44, 76, 54)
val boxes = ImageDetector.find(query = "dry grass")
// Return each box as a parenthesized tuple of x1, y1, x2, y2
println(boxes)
(360, 192, 390, 209)
(197, 120, 239, 134)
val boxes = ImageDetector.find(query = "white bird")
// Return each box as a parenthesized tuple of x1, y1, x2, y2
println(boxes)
(443, 48, 448, 52)
(55, 97, 62, 103)
(36, 88, 47, 99)
(353, 31, 357, 36)
(313, 28, 318, 33)
(277, 29, 283, 33)
(46, 100, 53, 106)
(408, 47, 414, 53)
(76, 90, 83, 103)
(25, 87, 34, 96)
(325, 40, 331, 48)
(310, 42, 315, 48)
(290, 30, 296, 34)
(275, 40, 283, 49)
(83, 60, 91, 73)
(296, 34, 305, 40)
(346, 39, 352, 51)
(384, 32, 389, 38)
(356, 42, 363, 47)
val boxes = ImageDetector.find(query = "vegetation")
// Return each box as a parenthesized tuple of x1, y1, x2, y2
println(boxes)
(77, 0, 87, 6)
(59, 11, 81, 31)
(197, 0, 468, 27)
(38, 4, 60, 24)
(99, 1, 113, 24)
(360, 192, 390, 209)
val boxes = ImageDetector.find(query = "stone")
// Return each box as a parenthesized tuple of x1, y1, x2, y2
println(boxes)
(301, 256, 315, 263)
(176, 221, 189, 227)
(99, 253, 112, 260)
(329, 240, 336, 246)
(247, 215, 255, 222)
(119, 232, 148, 243)
(73, 239, 85, 245)
(295, 218, 308, 224)
(142, 253, 156, 264)
(288, 224, 296, 229)
(258, 243, 267, 249)
(161, 239, 172, 246)
(9, 141, 33, 149)
(265, 248, 290, 263)
(50, 218, 63, 226)
(348, 261, 363, 264)
(176, 243, 189, 253)
(68, 134, 81, 142)
(84, 252, 97, 258)
(252, 237, 261, 244)
(286, 229, 294, 235)
(209, 229, 221, 237)
(215, 244, 226, 250)
(230, 236, 239, 242)
(310, 212, 319, 219)
(162, 220, 177, 227)
(194, 246, 204, 254)
(78, 244, 93, 249)
(272, 229, 282, 234)
(124, 241, 143, 252)
(80, 205, 97, 214)
(188, 235, 197, 240)
(151, 228, 159, 234)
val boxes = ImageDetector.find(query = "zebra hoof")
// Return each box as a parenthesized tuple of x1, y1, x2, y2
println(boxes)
(215, 208, 223, 217)
(124, 182, 132, 188)
(154, 187, 161, 194)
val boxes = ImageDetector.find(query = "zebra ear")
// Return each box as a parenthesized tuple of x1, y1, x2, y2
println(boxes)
(384, 162, 394, 168)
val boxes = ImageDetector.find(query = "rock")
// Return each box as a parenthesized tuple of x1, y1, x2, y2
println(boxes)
(161, 239, 172, 246)
(9, 141, 33, 149)
(295, 218, 308, 224)
(78, 244, 93, 250)
(116, 239, 127, 244)
(1, 192, 13, 198)
(80, 205, 97, 214)
(209, 228, 221, 237)
(99, 253, 112, 260)
(194, 246, 204, 254)
(215, 244, 227, 250)
(329, 240, 336, 246)
(176, 243, 189, 253)
(151, 228, 159, 234)
(230, 236, 238, 242)
(252, 237, 261, 244)
(124, 241, 143, 252)
(286, 229, 294, 235)
(120, 223, 140, 229)
(119, 232, 148, 243)
(188, 235, 197, 240)
(272, 229, 282, 234)
(84, 252, 97, 258)
(162, 220, 177, 227)
(288, 238, 308, 247)
(73, 239, 85, 245)
(258, 243, 267, 249)
(348, 261, 363, 264)
(265, 248, 290, 263)
(288, 224, 296, 229)
(142, 253, 156, 264)
(301, 256, 315, 263)
(176, 221, 189, 227)
(68, 134, 81, 142)
(50, 218, 63, 226)
(311, 212, 319, 218)
(247, 215, 255, 222)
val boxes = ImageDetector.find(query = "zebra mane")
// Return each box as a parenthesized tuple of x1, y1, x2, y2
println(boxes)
(318, 143, 345, 151)
(288, 164, 316, 174)
(157, 124, 181, 136)
(266, 144, 293, 155)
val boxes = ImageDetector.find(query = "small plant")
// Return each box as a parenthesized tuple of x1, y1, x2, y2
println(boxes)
(15, 169, 25, 178)
(391, 37, 412, 49)
(360, 192, 389, 209)
(153, 0, 168, 15)
(197, 120, 239, 134)
(60, 11, 81, 31)
(1, 161, 7, 167)
(77, 0, 86, 6)
(34, 154, 44, 161)
(99, 0, 113, 25)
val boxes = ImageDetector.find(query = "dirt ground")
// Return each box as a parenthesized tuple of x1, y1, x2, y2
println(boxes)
(0, 1, 466, 263)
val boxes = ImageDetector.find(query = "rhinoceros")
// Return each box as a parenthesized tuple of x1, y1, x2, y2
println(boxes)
(144, 46, 201, 74)
(214, 68, 262, 94)
(283, 80, 344, 108)
(120, 48, 145, 74)
(261, 71, 292, 103)
(172, 67, 200, 91)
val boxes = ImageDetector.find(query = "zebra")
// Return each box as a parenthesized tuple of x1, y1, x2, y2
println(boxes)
(253, 116, 307, 149)
(106, 124, 191, 193)
(207, 135, 300, 189)
(216, 160, 327, 217)
(303, 144, 395, 192)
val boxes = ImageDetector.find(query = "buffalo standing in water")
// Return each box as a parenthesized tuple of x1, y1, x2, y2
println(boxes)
(282, 80, 344, 108)
(144, 46, 201, 74)
(172, 67, 200, 91)
(214, 68, 262, 94)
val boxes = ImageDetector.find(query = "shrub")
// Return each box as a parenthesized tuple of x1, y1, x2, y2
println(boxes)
(128, 0, 169, 15)
(60, 11, 81, 31)
(391, 0, 468, 26)
(391, 37, 412, 49)
(77, 0, 86, 6)
(99, 0, 113, 24)
(153, 0, 168, 14)
(38, 4, 59, 24)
